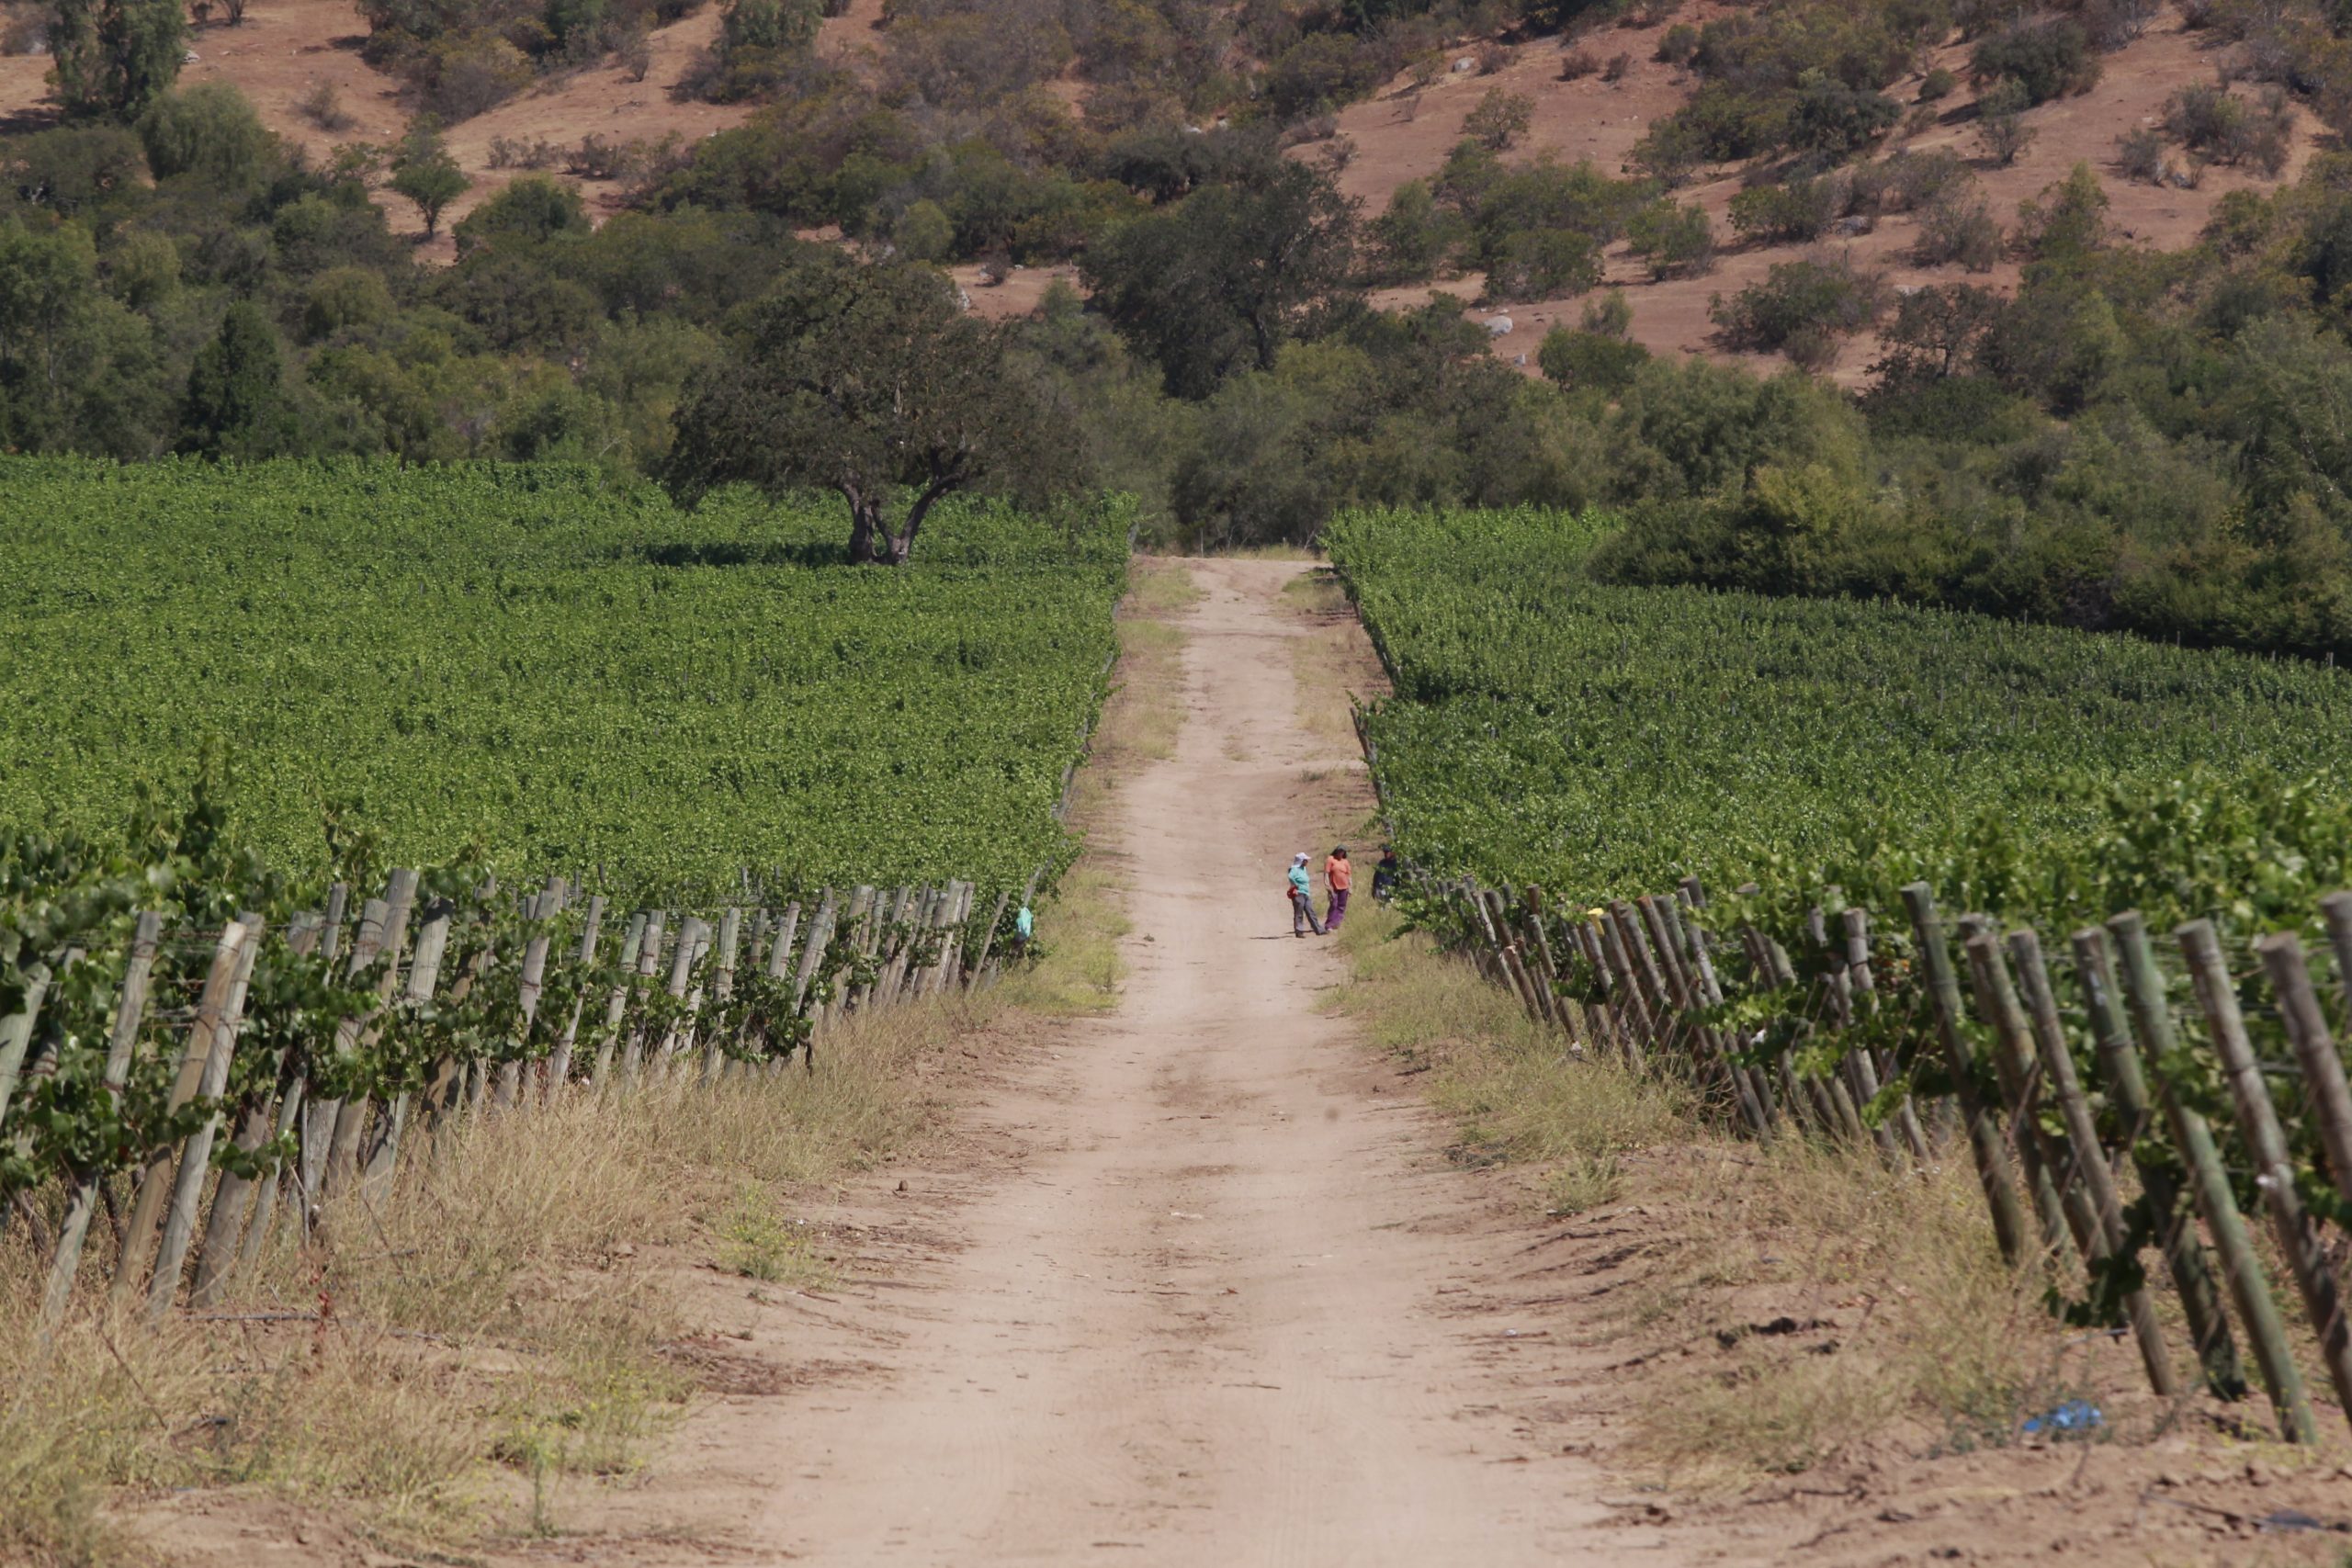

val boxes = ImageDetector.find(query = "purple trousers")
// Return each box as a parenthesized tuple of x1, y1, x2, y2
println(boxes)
(1326, 887, 1350, 931)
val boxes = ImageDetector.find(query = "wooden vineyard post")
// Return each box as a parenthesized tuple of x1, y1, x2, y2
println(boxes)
(1593, 913, 1654, 1066)
(498, 878, 565, 1108)
(0, 947, 53, 1131)
(1843, 908, 1928, 1162)
(367, 900, 453, 1189)
(2178, 919, 2352, 1431)
(2070, 927, 2245, 1398)
(1812, 905, 1901, 1163)
(657, 916, 705, 1073)
(2006, 930, 2177, 1396)
(1656, 895, 1769, 1135)
(792, 891, 838, 1061)
(620, 910, 667, 1088)
(1901, 885, 2031, 1268)
(1488, 889, 1544, 1023)
(969, 888, 1013, 990)
(705, 907, 743, 1081)
(765, 902, 801, 984)
(145, 916, 264, 1320)
(1962, 933, 2089, 1263)
(240, 885, 347, 1265)
(324, 869, 421, 1201)
(592, 911, 650, 1090)
(2256, 930, 2352, 1216)
(40, 912, 163, 1336)
(114, 919, 255, 1307)
(1679, 882, 1775, 1132)
(2109, 912, 2311, 1441)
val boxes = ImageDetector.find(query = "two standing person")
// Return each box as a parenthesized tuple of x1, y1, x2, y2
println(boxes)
(1286, 847, 1352, 937)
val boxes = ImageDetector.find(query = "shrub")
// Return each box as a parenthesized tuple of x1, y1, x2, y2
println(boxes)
(2115, 126, 2163, 184)
(2164, 83, 2292, 176)
(1559, 45, 1600, 80)
(1728, 175, 1838, 244)
(892, 197, 954, 261)
(420, 33, 534, 121)
(1476, 39, 1511, 75)
(1464, 87, 1534, 151)
(2014, 162, 2109, 261)
(1869, 148, 1967, 213)
(1974, 78, 2035, 166)
(489, 133, 560, 169)
(1264, 32, 1390, 120)
(1918, 65, 1957, 102)
(1538, 321, 1651, 393)
(1968, 18, 2097, 106)
(297, 78, 353, 131)
(1625, 196, 1713, 277)
(1485, 227, 1602, 301)
(1911, 183, 2000, 270)
(1371, 177, 1459, 283)
(1656, 21, 1698, 65)
(1787, 72, 1900, 159)
(1710, 252, 1886, 361)
(1602, 51, 1631, 82)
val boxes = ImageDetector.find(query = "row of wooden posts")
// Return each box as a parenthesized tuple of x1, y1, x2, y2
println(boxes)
(1, 866, 1033, 1341)
(1441, 872, 2352, 1443)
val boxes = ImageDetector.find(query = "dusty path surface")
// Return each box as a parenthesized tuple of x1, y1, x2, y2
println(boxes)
(617, 558, 1652, 1565)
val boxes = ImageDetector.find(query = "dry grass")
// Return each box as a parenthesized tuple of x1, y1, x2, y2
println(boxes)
(0, 988, 993, 1563)
(1326, 899, 2155, 1492)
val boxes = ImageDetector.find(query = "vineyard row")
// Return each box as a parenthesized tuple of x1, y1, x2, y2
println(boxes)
(1423, 863, 2352, 1446)
(1, 864, 1031, 1337)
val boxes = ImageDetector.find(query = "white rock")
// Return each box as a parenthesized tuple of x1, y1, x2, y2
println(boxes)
(1486, 315, 1514, 336)
(1453, 56, 1476, 72)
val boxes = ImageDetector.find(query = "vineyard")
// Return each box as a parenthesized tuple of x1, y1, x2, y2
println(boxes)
(0, 458, 1127, 899)
(1330, 505, 2352, 1442)
(0, 461, 1127, 1485)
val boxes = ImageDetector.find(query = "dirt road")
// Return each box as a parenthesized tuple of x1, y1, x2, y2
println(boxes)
(658, 558, 1629, 1564)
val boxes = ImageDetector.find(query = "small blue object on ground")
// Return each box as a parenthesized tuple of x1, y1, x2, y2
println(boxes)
(2020, 1400, 2103, 1437)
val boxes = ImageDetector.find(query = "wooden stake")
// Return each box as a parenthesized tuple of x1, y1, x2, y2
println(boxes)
(2256, 930, 2352, 1217)
(2007, 929, 2177, 1396)
(2069, 927, 2245, 1399)
(1900, 884, 2030, 1267)
(2178, 919, 2352, 1432)
(40, 913, 161, 1336)
(2109, 911, 2310, 1441)
(146, 917, 264, 1320)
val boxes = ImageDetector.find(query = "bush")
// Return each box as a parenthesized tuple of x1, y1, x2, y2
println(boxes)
(1861, 148, 1967, 213)
(1911, 183, 2000, 270)
(2164, 83, 2291, 175)
(1918, 65, 1956, 102)
(2115, 126, 2163, 184)
(892, 197, 954, 261)
(138, 82, 272, 190)
(1371, 178, 1459, 283)
(1710, 252, 1886, 363)
(1601, 51, 1631, 83)
(1787, 72, 1900, 159)
(1475, 39, 1511, 75)
(1560, 45, 1600, 80)
(419, 33, 534, 121)
(1624, 197, 1713, 277)
(1538, 322, 1651, 393)
(1464, 87, 1534, 152)
(1264, 31, 1391, 120)
(1486, 227, 1602, 301)
(1969, 18, 2097, 106)
(1975, 78, 2035, 166)
(2014, 162, 2109, 261)
(1728, 175, 1838, 244)
(298, 79, 354, 131)
(1656, 21, 1698, 65)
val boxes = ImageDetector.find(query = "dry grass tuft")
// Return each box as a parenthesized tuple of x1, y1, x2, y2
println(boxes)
(0, 987, 986, 1563)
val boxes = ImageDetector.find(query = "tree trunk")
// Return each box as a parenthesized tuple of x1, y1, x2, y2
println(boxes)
(846, 494, 888, 564)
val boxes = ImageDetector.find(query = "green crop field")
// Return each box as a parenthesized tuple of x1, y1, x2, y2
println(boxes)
(0, 459, 1126, 900)
(1328, 505, 2352, 928)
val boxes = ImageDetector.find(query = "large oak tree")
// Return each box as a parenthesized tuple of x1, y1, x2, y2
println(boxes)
(665, 257, 1076, 564)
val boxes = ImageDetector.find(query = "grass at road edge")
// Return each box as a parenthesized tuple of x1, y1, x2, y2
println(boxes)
(1323, 897, 2222, 1493)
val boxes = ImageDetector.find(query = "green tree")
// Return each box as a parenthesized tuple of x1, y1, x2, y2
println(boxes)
(664, 257, 1080, 564)
(180, 300, 295, 457)
(137, 82, 273, 190)
(1081, 161, 1358, 399)
(49, 0, 187, 121)
(390, 122, 471, 238)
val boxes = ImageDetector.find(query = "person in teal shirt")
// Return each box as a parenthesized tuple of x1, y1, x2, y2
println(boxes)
(1287, 852, 1325, 937)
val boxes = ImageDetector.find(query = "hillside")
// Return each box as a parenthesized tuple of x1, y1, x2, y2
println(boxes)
(1330, 2, 2317, 376)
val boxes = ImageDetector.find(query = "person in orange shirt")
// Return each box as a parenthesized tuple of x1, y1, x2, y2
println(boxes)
(1323, 845, 1352, 932)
